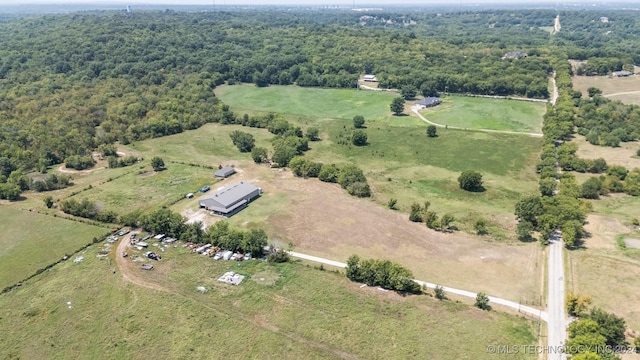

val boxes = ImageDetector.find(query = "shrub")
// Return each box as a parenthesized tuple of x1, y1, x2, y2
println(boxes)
(346, 181, 371, 197)
(351, 129, 368, 146)
(434, 285, 447, 300)
(475, 292, 491, 310)
(267, 249, 290, 263)
(318, 164, 340, 183)
(64, 155, 95, 170)
(387, 198, 398, 210)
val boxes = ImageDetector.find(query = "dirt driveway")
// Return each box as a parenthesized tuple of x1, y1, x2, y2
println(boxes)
(115, 232, 167, 292)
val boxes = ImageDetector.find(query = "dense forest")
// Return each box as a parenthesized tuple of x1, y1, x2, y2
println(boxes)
(0, 8, 639, 199)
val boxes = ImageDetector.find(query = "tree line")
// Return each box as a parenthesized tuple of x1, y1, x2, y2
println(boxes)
(2, 9, 637, 200)
(346, 254, 421, 294)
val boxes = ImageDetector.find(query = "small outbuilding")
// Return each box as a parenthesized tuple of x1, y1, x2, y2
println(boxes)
(363, 74, 378, 82)
(416, 97, 441, 108)
(214, 166, 236, 179)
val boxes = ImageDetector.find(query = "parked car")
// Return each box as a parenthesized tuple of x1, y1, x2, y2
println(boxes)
(117, 229, 130, 236)
(200, 186, 211, 193)
(141, 264, 154, 271)
(244, 253, 252, 260)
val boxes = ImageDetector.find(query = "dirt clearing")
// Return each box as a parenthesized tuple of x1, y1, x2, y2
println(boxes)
(569, 251, 640, 330)
(172, 160, 542, 302)
(583, 214, 630, 250)
(572, 75, 640, 105)
(573, 135, 640, 170)
(258, 168, 541, 302)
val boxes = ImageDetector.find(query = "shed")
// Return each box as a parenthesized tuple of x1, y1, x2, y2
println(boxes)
(214, 166, 236, 178)
(416, 97, 441, 108)
(363, 74, 378, 82)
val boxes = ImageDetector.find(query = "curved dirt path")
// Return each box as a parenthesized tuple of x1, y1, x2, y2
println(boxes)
(605, 90, 640, 98)
(114, 238, 359, 359)
(411, 106, 544, 138)
(115, 235, 168, 292)
(288, 251, 548, 322)
(57, 164, 105, 174)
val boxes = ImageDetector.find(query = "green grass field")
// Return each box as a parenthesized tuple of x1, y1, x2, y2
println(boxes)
(66, 163, 216, 215)
(216, 85, 543, 235)
(0, 207, 109, 289)
(0, 242, 537, 359)
(422, 96, 546, 133)
(216, 84, 398, 120)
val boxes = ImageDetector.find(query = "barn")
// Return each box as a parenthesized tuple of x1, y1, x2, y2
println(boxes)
(199, 182, 262, 217)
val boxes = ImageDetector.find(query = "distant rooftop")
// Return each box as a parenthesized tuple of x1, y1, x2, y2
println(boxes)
(214, 166, 236, 178)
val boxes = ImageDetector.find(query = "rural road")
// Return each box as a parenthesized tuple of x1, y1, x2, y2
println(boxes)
(547, 234, 567, 360)
(410, 106, 544, 138)
(553, 15, 561, 34)
(551, 71, 559, 105)
(288, 251, 548, 322)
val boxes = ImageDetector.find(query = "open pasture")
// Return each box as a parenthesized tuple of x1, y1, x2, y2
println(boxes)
(0, 207, 108, 289)
(215, 85, 543, 234)
(572, 75, 640, 105)
(215, 84, 398, 120)
(0, 239, 537, 359)
(420, 95, 546, 133)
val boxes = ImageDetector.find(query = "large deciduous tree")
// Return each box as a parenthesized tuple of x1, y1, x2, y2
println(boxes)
(229, 130, 255, 153)
(514, 195, 544, 225)
(390, 97, 405, 115)
(458, 170, 484, 192)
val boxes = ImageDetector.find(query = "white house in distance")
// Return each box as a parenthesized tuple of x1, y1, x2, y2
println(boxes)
(363, 74, 378, 82)
(199, 182, 262, 217)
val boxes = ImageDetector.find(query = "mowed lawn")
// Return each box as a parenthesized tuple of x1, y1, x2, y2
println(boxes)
(0, 207, 108, 289)
(0, 243, 537, 359)
(421, 95, 546, 133)
(216, 84, 398, 120)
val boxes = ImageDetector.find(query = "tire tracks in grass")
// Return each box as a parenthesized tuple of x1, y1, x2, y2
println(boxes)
(114, 238, 360, 360)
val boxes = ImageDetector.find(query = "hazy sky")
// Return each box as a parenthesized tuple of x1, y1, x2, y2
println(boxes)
(0, 0, 605, 5)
